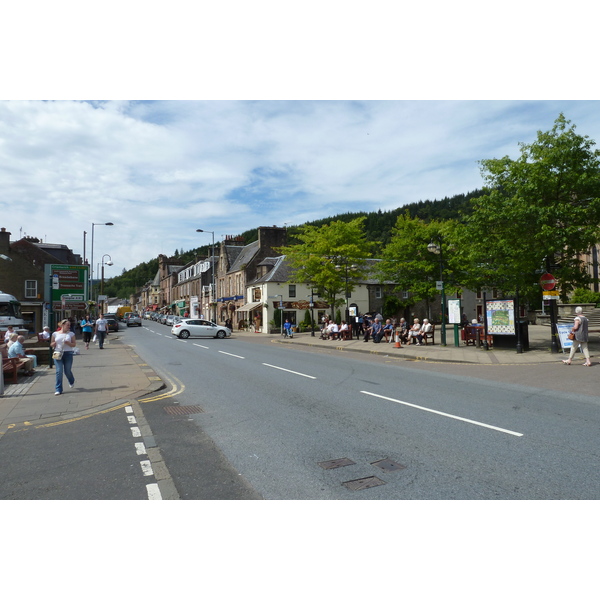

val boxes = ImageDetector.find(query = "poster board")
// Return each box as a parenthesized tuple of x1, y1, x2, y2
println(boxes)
(486, 299, 515, 335)
(447, 299, 461, 324)
(557, 323, 579, 353)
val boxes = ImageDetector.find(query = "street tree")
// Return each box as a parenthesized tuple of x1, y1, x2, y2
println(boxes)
(277, 218, 374, 314)
(376, 213, 461, 310)
(456, 114, 600, 300)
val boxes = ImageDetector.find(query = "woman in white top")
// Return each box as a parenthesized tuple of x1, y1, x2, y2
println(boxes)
(50, 319, 77, 395)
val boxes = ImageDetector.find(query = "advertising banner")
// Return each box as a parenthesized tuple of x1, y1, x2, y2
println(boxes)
(447, 299, 461, 324)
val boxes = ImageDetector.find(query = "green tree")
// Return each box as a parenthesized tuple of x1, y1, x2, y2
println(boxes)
(376, 214, 460, 307)
(457, 114, 600, 300)
(277, 218, 374, 314)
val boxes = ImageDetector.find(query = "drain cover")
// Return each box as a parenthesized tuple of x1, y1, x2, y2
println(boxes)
(318, 458, 356, 470)
(164, 405, 204, 415)
(371, 459, 406, 472)
(342, 476, 386, 491)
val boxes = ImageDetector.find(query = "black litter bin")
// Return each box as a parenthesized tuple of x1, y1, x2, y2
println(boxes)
(492, 320, 529, 350)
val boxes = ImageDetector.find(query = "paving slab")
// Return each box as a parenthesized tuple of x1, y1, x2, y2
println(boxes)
(0, 335, 165, 434)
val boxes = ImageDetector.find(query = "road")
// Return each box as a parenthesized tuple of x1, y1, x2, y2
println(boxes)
(127, 320, 600, 500)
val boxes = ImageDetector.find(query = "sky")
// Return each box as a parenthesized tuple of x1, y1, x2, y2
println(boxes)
(2, 99, 600, 283)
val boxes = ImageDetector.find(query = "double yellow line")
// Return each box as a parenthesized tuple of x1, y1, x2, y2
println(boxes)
(14, 372, 186, 432)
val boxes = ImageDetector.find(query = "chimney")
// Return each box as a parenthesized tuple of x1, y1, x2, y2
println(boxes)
(0, 228, 11, 255)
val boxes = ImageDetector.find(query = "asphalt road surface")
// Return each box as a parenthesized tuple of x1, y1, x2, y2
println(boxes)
(127, 321, 600, 500)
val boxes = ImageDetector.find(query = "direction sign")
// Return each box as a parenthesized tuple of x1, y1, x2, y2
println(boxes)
(540, 273, 556, 291)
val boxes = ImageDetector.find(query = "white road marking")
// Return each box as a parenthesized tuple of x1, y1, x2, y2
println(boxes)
(360, 391, 524, 437)
(218, 351, 245, 359)
(140, 460, 154, 476)
(125, 406, 133, 413)
(135, 442, 147, 455)
(262, 363, 317, 379)
(193, 343, 210, 349)
(130, 426, 142, 437)
(146, 483, 162, 500)
(127, 415, 137, 424)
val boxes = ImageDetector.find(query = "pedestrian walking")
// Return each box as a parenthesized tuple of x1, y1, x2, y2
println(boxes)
(81, 314, 94, 350)
(562, 306, 592, 366)
(94, 313, 109, 349)
(50, 318, 77, 395)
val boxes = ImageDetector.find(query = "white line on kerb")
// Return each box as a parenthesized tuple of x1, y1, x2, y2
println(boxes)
(360, 391, 524, 437)
(146, 483, 162, 500)
(262, 364, 317, 379)
(218, 351, 245, 359)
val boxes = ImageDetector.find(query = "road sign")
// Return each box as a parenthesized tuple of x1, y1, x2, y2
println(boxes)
(540, 273, 556, 291)
(543, 291, 560, 300)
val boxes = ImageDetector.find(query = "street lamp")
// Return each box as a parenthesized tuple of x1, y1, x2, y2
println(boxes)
(90, 222, 114, 304)
(335, 260, 357, 339)
(268, 294, 284, 335)
(427, 241, 447, 346)
(101, 254, 113, 292)
(196, 229, 216, 322)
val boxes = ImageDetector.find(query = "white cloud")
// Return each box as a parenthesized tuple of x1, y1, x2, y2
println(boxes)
(1, 100, 600, 278)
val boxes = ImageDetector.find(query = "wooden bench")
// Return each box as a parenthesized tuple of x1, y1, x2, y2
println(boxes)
(423, 323, 436, 345)
(1, 344, 29, 384)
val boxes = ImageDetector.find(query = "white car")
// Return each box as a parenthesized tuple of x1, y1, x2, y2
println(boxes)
(171, 318, 231, 339)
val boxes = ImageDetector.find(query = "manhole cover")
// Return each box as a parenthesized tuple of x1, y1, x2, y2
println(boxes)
(318, 458, 356, 470)
(371, 459, 406, 472)
(342, 476, 386, 491)
(164, 405, 204, 415)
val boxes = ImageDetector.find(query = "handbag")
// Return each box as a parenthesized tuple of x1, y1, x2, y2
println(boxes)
(568, 332, 575, 340)
(52, 349, 63, 360)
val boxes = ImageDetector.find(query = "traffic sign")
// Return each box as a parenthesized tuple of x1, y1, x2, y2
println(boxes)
(540, 273, 556, 291)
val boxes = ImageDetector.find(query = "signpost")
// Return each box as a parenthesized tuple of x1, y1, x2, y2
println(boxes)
(540, 272, 559, 353)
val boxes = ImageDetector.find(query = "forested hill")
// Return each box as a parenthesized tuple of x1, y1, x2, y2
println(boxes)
(103, 188, 486, 299)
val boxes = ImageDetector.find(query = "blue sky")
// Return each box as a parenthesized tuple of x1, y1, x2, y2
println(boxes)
(1, 3, 598, 283)
(1, 100, 599, 278)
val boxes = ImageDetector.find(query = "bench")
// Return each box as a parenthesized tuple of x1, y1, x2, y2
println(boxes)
(1, 344, 29, 384)
(423, 323, 435, 345)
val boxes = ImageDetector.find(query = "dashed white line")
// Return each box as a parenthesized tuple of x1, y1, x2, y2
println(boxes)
(146, 483, 162, 500)
(360, 391, 524, 437)
(135, 442, 147, 455)
(218, 351, 245, 359)
(140, 460, 154, 476)
(193, 343, 209, 349)
(127, 415, 137, 424)
(130, 426, 142, 437)
(262, 363, 316, 379)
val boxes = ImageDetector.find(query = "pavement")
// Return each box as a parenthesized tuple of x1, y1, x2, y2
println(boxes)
(0, 333, 165, 434)
(1, 323, 596, 433)
(262, 323, 600, 365)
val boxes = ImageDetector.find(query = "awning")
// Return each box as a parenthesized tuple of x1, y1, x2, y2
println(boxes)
(236, 302, 262, 312)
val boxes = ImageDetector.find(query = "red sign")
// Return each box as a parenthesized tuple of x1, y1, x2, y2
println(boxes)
(540, 273, 556, 291)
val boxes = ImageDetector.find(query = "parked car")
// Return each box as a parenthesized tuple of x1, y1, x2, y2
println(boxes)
(126, 314, 142, 327)
(159, 314, 168, 325)
(105, 316, 119, 332)
(171, 319, 231, 339)
(165, 315, 176, 326)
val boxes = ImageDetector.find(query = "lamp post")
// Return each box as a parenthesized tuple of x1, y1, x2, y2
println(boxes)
(268, 294, 283, 335)
(196, 229, 216, 322)
(335, 259, 356, 339)
(101, 254, 113, 312)
(427, 241, 447, 347)
(90, 222, 114, 305)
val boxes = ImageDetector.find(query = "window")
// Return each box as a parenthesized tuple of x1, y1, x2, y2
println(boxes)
(375, 286, 382, 299)
(288, 284, 296, 298)
(402, 290, 409, 299)
(25, 280, 37, 298)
